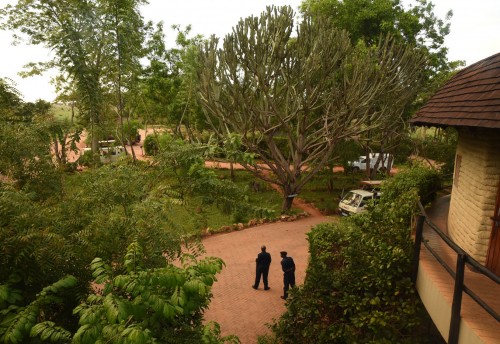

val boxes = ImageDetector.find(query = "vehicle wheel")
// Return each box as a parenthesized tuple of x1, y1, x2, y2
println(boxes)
(352, 167, 360, 173)
(378, 167, 387, 173)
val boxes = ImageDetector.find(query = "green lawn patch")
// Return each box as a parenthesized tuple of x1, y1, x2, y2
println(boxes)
(51, 103, 78, 122)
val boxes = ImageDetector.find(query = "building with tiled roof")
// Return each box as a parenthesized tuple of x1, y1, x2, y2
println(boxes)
(410, 52, 500, 344)
(411, 52, 500, 275)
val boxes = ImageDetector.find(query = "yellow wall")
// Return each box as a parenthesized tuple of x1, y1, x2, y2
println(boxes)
(448, 129, 500, 264)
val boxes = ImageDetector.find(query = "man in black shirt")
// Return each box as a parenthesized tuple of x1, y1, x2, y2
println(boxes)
(280, 251, 295, 300)
(252, 245, 272, 290)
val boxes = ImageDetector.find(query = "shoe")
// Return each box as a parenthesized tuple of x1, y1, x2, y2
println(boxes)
(264, 287, 270, 290)
(280, 296, 286, 300)
(252, 285, 258, 290)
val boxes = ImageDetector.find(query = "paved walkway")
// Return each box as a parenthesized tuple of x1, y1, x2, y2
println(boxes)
(202, 212, 333, 343)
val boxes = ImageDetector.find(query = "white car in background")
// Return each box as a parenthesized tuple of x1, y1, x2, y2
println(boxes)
(349, 153, 393, 173)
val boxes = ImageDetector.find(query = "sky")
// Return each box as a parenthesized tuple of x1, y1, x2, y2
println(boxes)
(0, 0, 499, 102)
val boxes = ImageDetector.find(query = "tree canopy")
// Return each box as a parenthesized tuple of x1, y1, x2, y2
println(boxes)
(198, 5, 426, 211)
(300, 0, 461, 177)
(0, 0, 149, 156)
(300, 0, 455, 74)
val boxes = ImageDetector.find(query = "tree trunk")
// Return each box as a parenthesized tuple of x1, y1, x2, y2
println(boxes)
(281, 195, 295, 213)
(230, 162, 235, 181)
(91, 118, 100, 167)
(365, 146, 371, 179)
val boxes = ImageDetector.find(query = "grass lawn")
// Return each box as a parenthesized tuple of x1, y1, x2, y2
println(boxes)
(51, 103, 78, 122)
(63, 166, 284, 233)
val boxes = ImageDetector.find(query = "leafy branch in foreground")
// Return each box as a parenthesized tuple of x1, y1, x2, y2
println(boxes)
(72, 240, 236, 344)
(0, 275, 77, 344)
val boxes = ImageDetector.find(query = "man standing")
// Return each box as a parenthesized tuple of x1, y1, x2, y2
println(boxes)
(252, 245, 271, 290)
(280, 251, 295, 300)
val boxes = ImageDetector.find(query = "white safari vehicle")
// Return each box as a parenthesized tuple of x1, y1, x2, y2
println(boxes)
(338, 181, 383, 216)
(349, 153, 393, 173)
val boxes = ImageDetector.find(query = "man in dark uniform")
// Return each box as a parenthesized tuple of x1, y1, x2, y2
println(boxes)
(252, 245, 271, 290)
(280, 251, 295, 300)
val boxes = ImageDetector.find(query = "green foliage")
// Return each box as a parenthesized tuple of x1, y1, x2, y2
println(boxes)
(72, 240, 231, 344)
(392, 135, 415, 164)
(332, 140, 364, 171)
(0, 275, 77, 344)
(140, 24, 206, 138)
(271, 167, 437, 343)
(381, 166, 441, 205)
(202, 322, 241, 344)
(30, 322, 72, 343)
(0, 121, 62, 199)
(414, 127, 458, 174)
(120, 120, 142, 145)
(301, 0, 456, 75)
(0, 78, 22, 121)
(153, 139, 274, 222)
(143, 132, 178, 156)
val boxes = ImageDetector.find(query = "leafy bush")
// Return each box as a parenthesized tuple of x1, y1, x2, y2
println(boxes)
(143, 132, 179, 155)
(393, 135, 415, 164)
(71, 241, 236, 344)
(381, 166, 441, 205)
(0, 242, 239, 344)
(121, 119, 142, 145)
(271, 167, 437, 343)
(415, 128, 457, 174)
(0, 122, 63, 200)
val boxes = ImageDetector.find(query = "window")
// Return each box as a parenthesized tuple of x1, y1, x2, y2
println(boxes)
(453, 154, 462, 187)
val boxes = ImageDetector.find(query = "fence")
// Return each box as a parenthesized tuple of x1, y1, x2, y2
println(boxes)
(412, 202, 500, 344)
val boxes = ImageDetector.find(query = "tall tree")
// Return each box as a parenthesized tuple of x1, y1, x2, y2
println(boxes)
(1, 0, 148, 160)
(1, 0, 105, 156)
(301, 0, 463, 177)
(301, 0, 454, 74)
(105, 0, 148, 160)
(198, 6, 425, 212)
(0, 77, 22, 122)
(140, 24, 206, 140)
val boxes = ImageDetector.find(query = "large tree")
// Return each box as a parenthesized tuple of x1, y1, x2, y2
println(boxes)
(0, 0, 148, 158)
(301, 0, 462, 177)
(198, 6, 426, 212)
(301, 0, 454, 74)
(139, 24, 206, 141)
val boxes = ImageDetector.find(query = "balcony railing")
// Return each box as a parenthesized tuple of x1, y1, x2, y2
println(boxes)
(412, 202, 500, 344)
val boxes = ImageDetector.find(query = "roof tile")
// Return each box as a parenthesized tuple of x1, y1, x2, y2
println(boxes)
(411, 52, 500, 128)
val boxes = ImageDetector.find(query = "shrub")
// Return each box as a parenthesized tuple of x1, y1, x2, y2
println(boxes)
(271, 167, 434, 343)
(121, 119, 141, 145)
(143, 132, 176, 155)
(416, 128, 458, 174)
(381, 166, 441, 205)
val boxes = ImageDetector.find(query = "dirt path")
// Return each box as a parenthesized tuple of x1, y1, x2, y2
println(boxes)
(202, 200, 333, 343)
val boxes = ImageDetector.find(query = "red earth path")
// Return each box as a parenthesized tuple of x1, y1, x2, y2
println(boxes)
(200, 173, 333, 343)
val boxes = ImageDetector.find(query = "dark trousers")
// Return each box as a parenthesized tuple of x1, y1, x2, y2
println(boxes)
(254, 265, 270, 288)
(283, 271, 295, 299)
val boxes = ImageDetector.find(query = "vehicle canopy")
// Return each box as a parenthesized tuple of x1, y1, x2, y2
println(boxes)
(359, 180, 383, 190)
